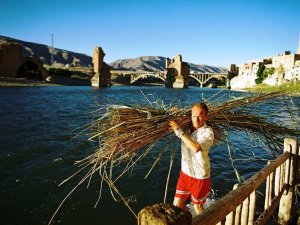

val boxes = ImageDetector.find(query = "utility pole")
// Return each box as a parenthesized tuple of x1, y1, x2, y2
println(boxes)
(51, 34, 54, 66)
(297, 32, 300, 54)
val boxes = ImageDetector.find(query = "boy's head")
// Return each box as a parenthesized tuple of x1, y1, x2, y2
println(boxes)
(191, 102, 208, 129)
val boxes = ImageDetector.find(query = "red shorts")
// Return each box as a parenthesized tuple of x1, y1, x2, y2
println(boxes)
(175, 170, 211, 204)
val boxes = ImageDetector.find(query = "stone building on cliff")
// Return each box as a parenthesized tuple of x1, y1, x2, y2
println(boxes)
(231, 35, 300, 89)
(0, 42, 48, 80)
(91, 46, 111, 87)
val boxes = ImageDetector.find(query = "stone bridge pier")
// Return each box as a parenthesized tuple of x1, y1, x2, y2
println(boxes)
(91, 46, 111, 87)
(165, 54, 190, 88)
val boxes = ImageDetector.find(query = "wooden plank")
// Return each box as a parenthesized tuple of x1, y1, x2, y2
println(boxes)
(226, 184, 239, 225)
(241, 197, 249, 225)
(234, 204, 241, 225)
(274, 166, 281, 196)
(248, 191, 256, 225)
(268, 171, 274, 207)
(264, 161, 271, 209)
(225, 210, 234, 225)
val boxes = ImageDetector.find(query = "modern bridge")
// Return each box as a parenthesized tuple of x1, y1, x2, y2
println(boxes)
(129, 71, 228, 87)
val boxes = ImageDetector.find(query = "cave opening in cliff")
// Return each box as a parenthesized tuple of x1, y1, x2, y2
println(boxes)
(17, 60, 43, 80)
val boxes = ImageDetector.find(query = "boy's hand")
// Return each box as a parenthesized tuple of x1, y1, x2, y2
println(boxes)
(169, 120, 180, 131)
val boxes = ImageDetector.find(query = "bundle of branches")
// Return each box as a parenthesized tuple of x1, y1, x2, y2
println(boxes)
(49, 91, 299, 224)
(76, 91, 298, 191)
(76, 91, 299, 185)
(83, 91, 296, 164)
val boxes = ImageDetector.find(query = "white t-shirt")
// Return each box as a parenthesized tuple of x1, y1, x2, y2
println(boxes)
(181, 123, 214, 179)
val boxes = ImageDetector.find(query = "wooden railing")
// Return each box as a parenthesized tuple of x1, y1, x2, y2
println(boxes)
(138, 137, 299, 225)
(193, 137, 299, 225)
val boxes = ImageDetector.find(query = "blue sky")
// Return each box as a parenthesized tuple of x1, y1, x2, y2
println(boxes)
(1, 0, 300, 67)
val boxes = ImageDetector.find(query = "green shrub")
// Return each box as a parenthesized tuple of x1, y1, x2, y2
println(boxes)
(263, 67, 275, 80)
(255, 64, 266, 84)
(255, 65, 275, 84)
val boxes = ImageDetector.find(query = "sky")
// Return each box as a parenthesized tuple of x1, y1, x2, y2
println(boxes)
(1, 0, 300, 67)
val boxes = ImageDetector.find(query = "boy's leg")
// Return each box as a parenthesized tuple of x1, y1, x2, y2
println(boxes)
(173, 196, 189, 211)
(194, 203, 204, 214)
(174, 171, 190, 211)
(191, 177, 211, 214)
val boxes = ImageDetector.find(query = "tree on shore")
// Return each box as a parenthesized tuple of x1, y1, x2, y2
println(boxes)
(255, 64, 266, 84)
(255, 65, 275, 84)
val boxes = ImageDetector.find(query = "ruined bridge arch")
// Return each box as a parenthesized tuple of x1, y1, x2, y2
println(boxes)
(17, 59, 45, 80)
(189, 73, 228, 87)
(130, 72, 166, 84)
(0, 42, 48, 80)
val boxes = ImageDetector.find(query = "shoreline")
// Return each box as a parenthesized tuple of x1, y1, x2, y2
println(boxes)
(1, 78, 299, 96)
(0, 77, 69, 87)
(0, 77, 165, 87)
(0, 78, 62, 87)
(230, 87, 300, 96)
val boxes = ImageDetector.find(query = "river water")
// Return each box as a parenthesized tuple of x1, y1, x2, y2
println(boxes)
(0, 86, 299, 225)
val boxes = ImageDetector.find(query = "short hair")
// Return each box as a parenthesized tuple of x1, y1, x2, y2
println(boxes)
(192, 102, 208, 114)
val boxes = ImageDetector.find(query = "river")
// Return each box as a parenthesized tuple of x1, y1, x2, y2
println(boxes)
(0, 86, 299, 225)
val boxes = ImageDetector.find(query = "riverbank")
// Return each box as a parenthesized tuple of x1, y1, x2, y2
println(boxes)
(0, 77, 61, 86)
(0, 76, 90, 87)
(243, 82, 300, 95)
(0, 77, 165, 87)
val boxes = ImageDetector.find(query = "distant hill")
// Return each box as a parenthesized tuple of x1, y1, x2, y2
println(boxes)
(0, 35, 227, 73)
(0, 35, 92, 67)
(109, 56, 227, 73)
(110, 56, 166, 72)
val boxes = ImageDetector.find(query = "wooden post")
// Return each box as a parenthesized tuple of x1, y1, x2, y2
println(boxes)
(278, 138, 299, 225)
(280, 163, 285, 191)
(234, 184, 242, 225)
(248, 191, 256, 225)
(234, 202, 242, 225)
(266, 173, 273, 207)
(225, 210, 234, 225)
(225, 184, 239, 225)
(274, 165, 281, 196)
(241, 197, 249, 225)
(265, 161, 273, 209)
